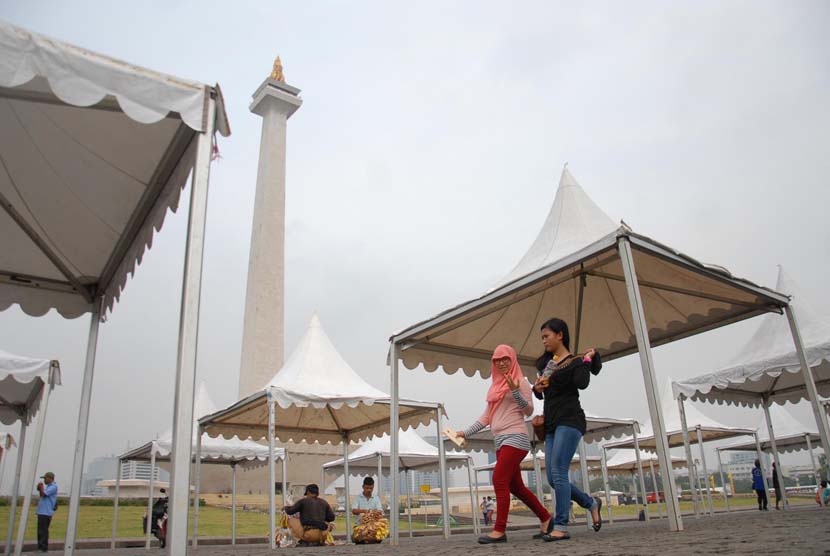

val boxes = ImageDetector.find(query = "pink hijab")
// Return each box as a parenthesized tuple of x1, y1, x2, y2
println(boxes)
(486, 345, 525, 422)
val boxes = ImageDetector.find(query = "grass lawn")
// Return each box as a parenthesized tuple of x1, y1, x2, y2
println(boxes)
(0, 506, 445, 541)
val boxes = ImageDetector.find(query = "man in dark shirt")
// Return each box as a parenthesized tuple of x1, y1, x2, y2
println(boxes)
(283, 484, 335, 546)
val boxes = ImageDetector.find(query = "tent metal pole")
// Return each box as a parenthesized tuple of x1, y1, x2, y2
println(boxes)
(166, 100, 216, 556)
(630, 472, 640, 519)
(110, 459, 122, 550)
(192, 425, 203, 547)
(695, 426, 714, 516)
(632, 428, 650, 522)
(578, 440, 592, 531)
(762, 399, 788, 510)
(378, 453, 383, 508)
(466, 457, 479, 535)
(15, 378, 53, 556)
(786, 305, 830, 485)
(281, 454, 288, 507)
(64, 304, 101, 556)
(531, 443, 544, 506)
(406, 470, 413, 538)
(677, 396, 700, 517)
(389, 342, 401, 545)
(805, 434, 825, 509)
(343, 434, 352, 543)
(144, 448, 156, 550)
(618, 236, 682, 532)
(231, 463, 237, 545)
(473, 469, 481, 531)
(5, 420, 26, 556)
(435, 405, 450, 539)
(648, 459, 663, 519)
(754, 432, 773, 504)
(268, 398, 276, 549)
(601, 448, 613, 524)
(715, 449, 729, 513)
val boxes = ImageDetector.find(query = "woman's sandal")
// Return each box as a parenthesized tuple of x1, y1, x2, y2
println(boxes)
(592, 497, 603, 532)
(532, 519, 554, 539)
(542, 533, 570, 542)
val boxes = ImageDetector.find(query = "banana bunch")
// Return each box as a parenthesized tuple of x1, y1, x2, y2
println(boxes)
(352, 511, 389, 543)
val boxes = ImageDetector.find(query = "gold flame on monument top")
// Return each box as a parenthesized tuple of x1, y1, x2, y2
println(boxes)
(270, 56, 285, 82)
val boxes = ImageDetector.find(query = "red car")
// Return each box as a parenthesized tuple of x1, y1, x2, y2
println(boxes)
(646, 491, 666, 503)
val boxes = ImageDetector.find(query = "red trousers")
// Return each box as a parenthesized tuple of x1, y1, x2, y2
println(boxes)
(491, 445, 550, 533)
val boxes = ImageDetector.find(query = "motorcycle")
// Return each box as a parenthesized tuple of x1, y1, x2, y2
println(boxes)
(143, 496, 168, 548)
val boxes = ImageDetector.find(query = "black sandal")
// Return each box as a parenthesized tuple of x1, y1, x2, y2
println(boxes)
(592, 497, 603, 532)
(478, 534, 507, 544)
(542, 533, 570, 542)
(533, 518, 555, 539)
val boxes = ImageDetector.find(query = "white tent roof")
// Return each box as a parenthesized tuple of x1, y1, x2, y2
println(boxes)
(718, 404, 821, 455)
(120, 381, 282, 467)
(450, 395, 638, 452)
(0, 349, 60, 425)
(673, 267, 830, 407)
(201, 314, 440, 445)
(322, 429, 468, 474)
(0, 20, 230, 318)
(605, 379, 753, 450)
(474, 452, 601, 473)
(604, 449, 687, 474)
(392, 166, 788, 380)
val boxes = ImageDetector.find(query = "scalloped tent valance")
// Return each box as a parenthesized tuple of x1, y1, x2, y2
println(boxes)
(717, 404, 820, 455)
(0, 20, 230, 319)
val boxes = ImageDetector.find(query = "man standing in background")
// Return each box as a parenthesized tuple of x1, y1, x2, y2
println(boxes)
(36, 472, 58, 552)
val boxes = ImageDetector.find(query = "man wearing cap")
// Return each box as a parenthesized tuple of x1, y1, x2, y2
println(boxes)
(282, 484, 335, 546)
(36, 472, 58, 552)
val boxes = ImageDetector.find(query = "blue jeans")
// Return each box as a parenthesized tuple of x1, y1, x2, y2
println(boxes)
(545, 426, 596, 533)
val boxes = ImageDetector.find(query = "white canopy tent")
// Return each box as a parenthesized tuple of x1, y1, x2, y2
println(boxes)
(322, 429, 473, 537)
(605, 379, 753, 518)
(601, 448, 687, 524)
(0, 350, 60, 556)
(200, 314, 446, 546)
(0, 20, 230, 556)
(388, 165, 792, 540)
(673, 267, 830, 514)
(716, 404, 824, 512)
(113, 382, 285, 549)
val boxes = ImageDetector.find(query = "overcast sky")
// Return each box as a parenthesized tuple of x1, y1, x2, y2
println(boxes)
(1, 1, 829, 489)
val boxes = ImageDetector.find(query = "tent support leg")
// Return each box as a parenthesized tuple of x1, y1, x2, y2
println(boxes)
(630, 472, 640, 519)
(231, 463, 237, 545)
(805, 435, 825, 509)
(15, 379, 53, 556)
(531, 444, 544, 509)
(678, 396, 700, 517)
(389, 342, 401, 545)
(466, 457, 479, 535)
(618, 236, 682, 532)
(754, 432, 773, 510)
(166, 99, 216, 556)
(343, 434, 352, 543)
(111, 459, 122, 550)
(436, 405, 450, 539)
(649, 459, 663, 519)
(64, 305, 101, 556)
(282, 454, 288, 507)
(786, 305, 830, 488)
(601, 448, 613, 524)
(716, 449, 730, 513)
(578, 440, 592, 531)
(268, 398, 276, 549)
(5, 420, 26, 556)
(192, 425, 202, 547)
(145, 449, 156, 550)
(406, 470, 413, 538)
(762, 399, 788, 511)
(695, 426, 715, 516)
(632, 429, 649, 522)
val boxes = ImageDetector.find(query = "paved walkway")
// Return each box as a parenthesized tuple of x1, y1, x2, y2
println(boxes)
(65, 506, 829, 555)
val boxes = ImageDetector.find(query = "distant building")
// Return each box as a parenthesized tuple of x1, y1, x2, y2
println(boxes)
(726, 451, 770, 482)
(82, 455, 118, 496)
(120, 460, 168, 483)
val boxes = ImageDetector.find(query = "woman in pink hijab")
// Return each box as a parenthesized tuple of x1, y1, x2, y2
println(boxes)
(457, 345, 551, 544)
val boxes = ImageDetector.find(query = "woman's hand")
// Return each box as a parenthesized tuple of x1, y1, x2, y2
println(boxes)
(533, 376, 549, 393)
(456, 430, 466, 438)
(502, 369, 518, 391)
(584, 348, 596, 360)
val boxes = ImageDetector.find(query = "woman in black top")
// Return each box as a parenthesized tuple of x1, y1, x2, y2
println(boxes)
(533, 318, 603, 541)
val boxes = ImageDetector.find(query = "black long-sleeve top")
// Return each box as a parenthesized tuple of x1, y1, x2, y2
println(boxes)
(533, 352, 602, 435)
(284, 496, 335, 530)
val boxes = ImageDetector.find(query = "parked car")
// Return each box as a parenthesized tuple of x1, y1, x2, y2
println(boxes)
(646, 491, 666, 503)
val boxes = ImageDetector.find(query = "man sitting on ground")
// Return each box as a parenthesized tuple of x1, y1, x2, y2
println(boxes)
(352, 477, 383, 515)
(282, 484, 335, 546)
(352, 477, 389, 544)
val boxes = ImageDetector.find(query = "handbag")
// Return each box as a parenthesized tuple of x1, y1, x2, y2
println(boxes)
(531, 415, 545, 442)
